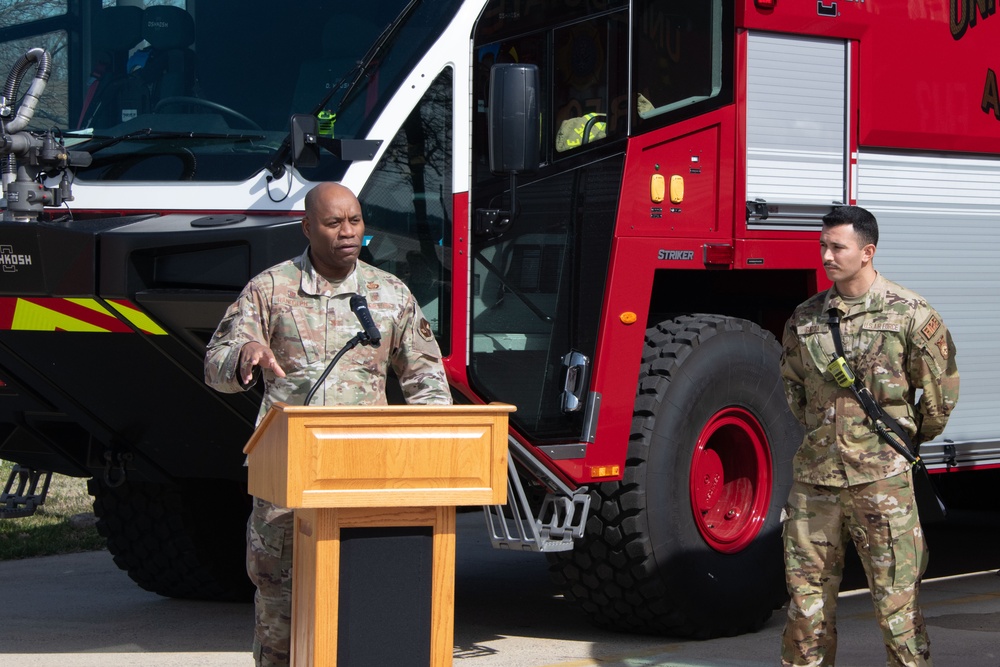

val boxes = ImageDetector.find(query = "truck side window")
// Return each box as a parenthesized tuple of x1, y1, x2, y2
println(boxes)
(359, 68, 453, 353)
(633, 0, 727, 122)
(553, 13, 626, 154)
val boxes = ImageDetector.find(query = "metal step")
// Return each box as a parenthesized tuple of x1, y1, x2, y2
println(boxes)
(1, 465, 52, 519)
(483, 439, 589, 553)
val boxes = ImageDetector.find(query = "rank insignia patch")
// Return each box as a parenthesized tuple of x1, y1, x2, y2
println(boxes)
(418, 318, 434, 341)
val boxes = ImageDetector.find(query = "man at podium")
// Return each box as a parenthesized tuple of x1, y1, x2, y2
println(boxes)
(204, 182, 452, 667)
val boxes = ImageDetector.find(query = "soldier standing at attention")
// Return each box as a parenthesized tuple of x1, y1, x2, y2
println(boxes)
(779, 206, 959, 667)
(204, 182, 451, 667)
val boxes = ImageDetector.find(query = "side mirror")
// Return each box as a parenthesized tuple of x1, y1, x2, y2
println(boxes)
(267, 114, 382, 179)
(290, 114, 320, 168)
(488, 64, 540, 174)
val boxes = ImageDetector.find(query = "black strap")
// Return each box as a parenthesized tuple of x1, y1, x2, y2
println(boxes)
(826, 309, 920, 464)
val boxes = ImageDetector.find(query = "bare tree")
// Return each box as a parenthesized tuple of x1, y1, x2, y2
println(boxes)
(0, 0, 70, 128)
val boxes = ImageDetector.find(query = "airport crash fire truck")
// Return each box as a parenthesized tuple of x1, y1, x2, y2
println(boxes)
(0, 0, 997, 638)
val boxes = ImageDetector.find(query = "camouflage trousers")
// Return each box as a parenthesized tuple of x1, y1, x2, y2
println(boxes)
(781, 471, 932, 667)
(247, 497, 294, 667)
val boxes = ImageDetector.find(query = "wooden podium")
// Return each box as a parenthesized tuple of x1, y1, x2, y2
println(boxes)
(243, 403, 513, 667)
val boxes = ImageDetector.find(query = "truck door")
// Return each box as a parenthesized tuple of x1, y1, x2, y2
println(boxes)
(745, 32, 849, 228)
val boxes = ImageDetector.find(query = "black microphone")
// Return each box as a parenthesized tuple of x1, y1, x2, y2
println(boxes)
(349, 294, 381, 347)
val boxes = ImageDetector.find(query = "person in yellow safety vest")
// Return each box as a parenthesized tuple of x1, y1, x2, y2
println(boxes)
(555, 112, 606, 152)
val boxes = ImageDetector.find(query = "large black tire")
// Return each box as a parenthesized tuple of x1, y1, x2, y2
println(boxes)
(89, 478, 254, 602)
(549, 314, 802, 637)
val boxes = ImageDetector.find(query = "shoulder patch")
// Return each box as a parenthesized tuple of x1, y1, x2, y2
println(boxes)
(920, 316, 941, 341)
(418, 318, 434, 341)
(935, 336, 950, 360)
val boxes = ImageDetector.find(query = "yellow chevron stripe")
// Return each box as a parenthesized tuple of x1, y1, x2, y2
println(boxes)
(11, 299, 110, 332)
(106, 300, 168, 335)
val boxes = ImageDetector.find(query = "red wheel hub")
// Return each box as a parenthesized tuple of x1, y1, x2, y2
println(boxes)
(689, 407, 772, 553)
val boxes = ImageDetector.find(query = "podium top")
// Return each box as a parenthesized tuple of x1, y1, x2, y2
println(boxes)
(243, 402, 516, 455)
(242, 402, 515, 508)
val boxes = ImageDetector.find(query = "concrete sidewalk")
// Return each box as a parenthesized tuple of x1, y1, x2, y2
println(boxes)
(0, 511, 997, 666)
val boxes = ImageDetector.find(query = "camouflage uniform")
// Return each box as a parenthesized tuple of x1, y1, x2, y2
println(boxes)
(779, 273, 959, 667)
(205, 249, 451, 667)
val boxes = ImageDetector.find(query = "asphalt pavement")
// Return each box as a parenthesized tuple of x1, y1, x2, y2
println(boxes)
(1, 510, 998, 666)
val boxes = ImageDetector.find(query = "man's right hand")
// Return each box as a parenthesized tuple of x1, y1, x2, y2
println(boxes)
(239, 341, 287, 385)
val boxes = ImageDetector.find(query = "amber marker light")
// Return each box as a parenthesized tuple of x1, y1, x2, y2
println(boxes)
(620, 311, 637, 324)
(669, 174, 684, 203)
(650, 173, 665, 203)
(590, 465, 621, 478)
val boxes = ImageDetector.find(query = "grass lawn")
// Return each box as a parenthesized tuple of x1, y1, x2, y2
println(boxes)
(0, 459, 106, 560)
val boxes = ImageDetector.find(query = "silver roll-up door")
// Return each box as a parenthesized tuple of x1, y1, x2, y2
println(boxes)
(745, 32, 847, 229)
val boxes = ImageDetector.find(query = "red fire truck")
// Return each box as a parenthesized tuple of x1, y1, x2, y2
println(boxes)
(0, 0, 997, 638)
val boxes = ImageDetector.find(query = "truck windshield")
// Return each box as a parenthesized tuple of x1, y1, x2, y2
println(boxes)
(0, 0, 460, 182)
